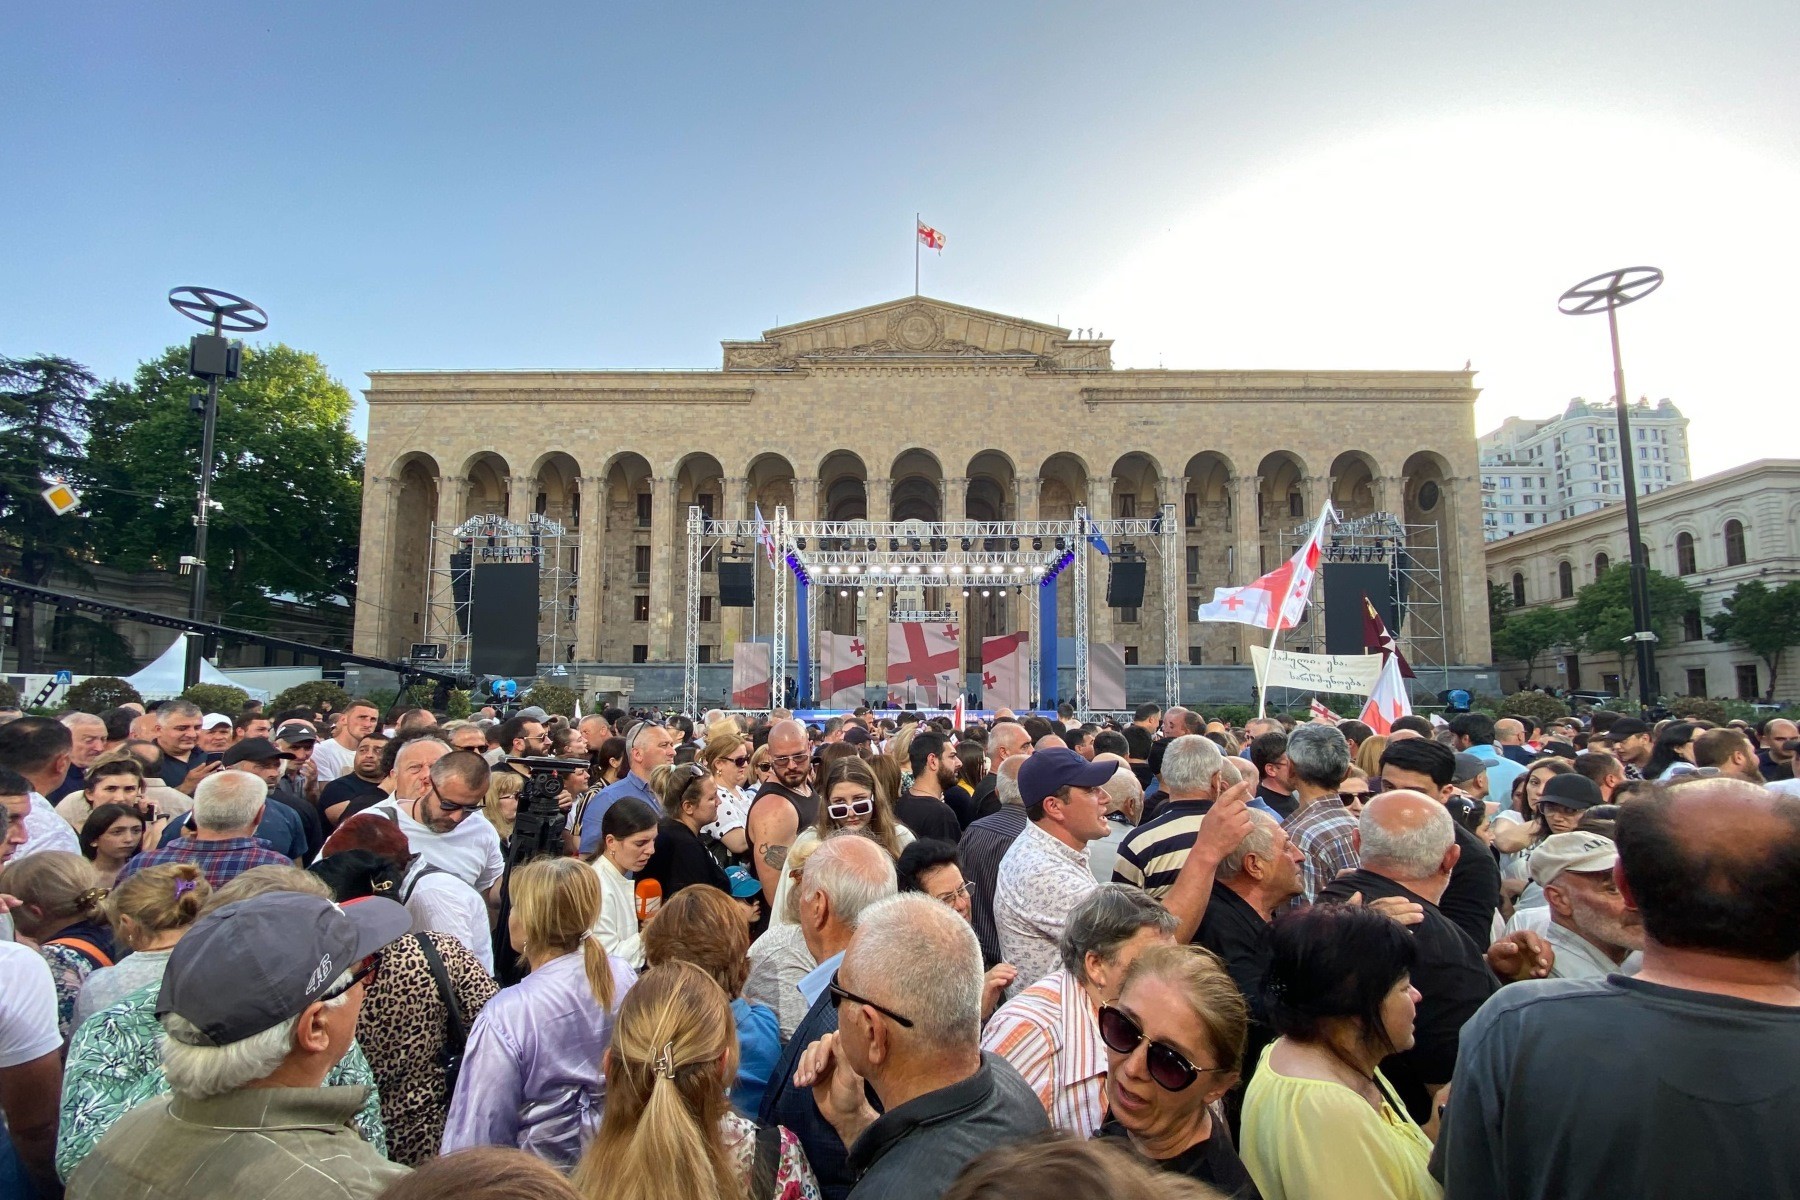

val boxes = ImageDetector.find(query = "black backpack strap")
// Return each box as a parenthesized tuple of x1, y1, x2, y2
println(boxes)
(414, 933, 469, 1089)
(750, 1121, 783, 1200)
(399, 858, 448, 904)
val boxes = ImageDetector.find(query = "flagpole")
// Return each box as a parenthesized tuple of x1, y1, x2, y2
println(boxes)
(1257, 613, 1282, 719)
(914, 213, 920, 296)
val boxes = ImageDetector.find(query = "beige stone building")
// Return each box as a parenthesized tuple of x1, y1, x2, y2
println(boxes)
(352, 296, 1491, 682)
(1483, 459, 1800, 700)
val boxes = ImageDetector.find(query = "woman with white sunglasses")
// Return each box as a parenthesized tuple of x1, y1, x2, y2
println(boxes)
(763, 756, 912, 930)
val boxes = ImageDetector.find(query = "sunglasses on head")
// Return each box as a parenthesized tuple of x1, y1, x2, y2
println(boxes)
(827, 796, 875, 821)
(1097, 1004, 1228, 1092)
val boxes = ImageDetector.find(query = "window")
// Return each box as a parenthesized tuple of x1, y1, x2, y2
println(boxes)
(636, 492, 652, 527)
(1115, 493, 1137, 519)
(1511, 572, 1526, 607)
(1594, 551, 1609, 576)
(1724, 519, 1747, 566)
(535, 491, 547, 515)
(1188, 594, 1203, 621)
(1185, 493, 1199, 527)
(633, 544, 651, 584)
(1686, 668, 1707, 697)
(1123, 646, 1139, 665)
(700, 596, 713, 623)
(1119, 607, 1139, 624)
(1288, 491, 1303, 518)
(1503, 513, 1515, 525)
(1524, 513, 1535, 525)
(698, 494, 715, 521)
(1736, 664, 1761, 700)
(1558, 561, 1574, 599)
(570, 490, 580, 526)
(632, 644, 649, 664)
(633, 595, 650, 622)
(1188, 646, 1203, 665)
(1185, 546, 1201, 586)
(697, 645, 713, 664)
(700, 544, 717, 574)
(1683, 609, 1703, 641)
(1675, 532, 1696, 576)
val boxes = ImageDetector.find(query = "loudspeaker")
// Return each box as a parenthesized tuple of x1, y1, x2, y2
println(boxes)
(719, 562, 754, 608)
(469, 563, 540, 677)
(1322, 563, 1396, 655)
(450, 549, 473, 635)
(1106, 561, 1147, 608)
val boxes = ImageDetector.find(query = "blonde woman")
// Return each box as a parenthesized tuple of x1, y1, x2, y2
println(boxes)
(442, 857, 638, 1167)
(572, 961, 820, 1200)
(488, 771, 524, 844)
(699, 731, 756, 857)
(74, 863, 210, 1026)
(1353, 736, 1388, 780)
(765, 757, 911, 931)
(0, 851, 117, 1039)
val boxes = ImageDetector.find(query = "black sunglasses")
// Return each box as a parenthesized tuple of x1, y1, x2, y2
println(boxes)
(828, 973, 914, 1028)
(1097, 1004, 1228, 1092)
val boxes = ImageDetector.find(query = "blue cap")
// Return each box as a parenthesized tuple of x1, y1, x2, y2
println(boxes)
(1017, 747, 1119, 807)
(725, 864, 763, 899)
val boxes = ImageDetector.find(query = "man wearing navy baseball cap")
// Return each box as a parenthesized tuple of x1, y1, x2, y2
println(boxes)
(69, 892, 414, 1199)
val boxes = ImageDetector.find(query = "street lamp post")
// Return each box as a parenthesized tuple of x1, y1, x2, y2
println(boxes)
(167, 287, 268, 689)
(1557, 267, 1664, 713)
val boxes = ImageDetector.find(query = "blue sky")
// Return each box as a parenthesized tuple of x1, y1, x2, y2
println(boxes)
(4, 2, 1796, 474)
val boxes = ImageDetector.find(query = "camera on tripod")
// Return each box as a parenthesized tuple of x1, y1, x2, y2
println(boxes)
(502, 755, 588, 863)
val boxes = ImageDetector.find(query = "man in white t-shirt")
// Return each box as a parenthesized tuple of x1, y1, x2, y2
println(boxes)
(309, 699, 380, 784)
(0, 717, 84, 860)
(0, 800, 64, 1196)
(362, 748, 505, 898)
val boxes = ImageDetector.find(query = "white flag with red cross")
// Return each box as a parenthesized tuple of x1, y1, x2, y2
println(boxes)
(980, 631, 1031, 714)
(888, 620, 958, 708)
(818, 631, 867, 709)
(1197, 500, 1335, 629)
(1359, 651, 1413, 734)
(1309, 697, 1343, 723)
(731, 642, 772, 710)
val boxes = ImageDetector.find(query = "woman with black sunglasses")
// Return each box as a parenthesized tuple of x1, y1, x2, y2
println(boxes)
(1096, 944, 1259, 1197)
(1240, 904, 1438, 1200)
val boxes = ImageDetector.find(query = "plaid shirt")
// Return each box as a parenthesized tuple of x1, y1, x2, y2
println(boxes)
(115, 836, 292, 892)
(1284, 797, 1360, 902)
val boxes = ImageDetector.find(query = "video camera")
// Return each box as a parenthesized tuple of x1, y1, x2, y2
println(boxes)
(502, 755, 587, 862)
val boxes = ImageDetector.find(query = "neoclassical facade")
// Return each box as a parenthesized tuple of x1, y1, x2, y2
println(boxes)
(353, 297, 1491, 679)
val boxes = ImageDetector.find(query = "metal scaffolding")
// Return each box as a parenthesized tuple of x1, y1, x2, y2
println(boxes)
(423, 512, 572, 676)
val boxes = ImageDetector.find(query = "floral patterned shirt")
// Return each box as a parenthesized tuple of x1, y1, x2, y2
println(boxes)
(721, 1109, 822, 1200)
(55, 979, 388, 1182)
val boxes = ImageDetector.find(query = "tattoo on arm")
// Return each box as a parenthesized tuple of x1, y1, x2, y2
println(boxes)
(762, 842, 790, 871)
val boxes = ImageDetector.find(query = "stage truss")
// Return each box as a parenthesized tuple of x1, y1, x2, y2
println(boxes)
(682, 504, 1181, 717)
(422, 513, 574, 676)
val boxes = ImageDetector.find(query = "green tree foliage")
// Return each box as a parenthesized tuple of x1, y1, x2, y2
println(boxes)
(1707, 579, 1800, 701)
(1496, 691, 1571, 723)
(271, 680, 350, 716)
(445, 689, 472, 719)
(0, 356, 100, 670)
(1491, 606, 1571, 678)
(0, 681, 16, 708)
(1567, 565, 1697, 697)
(523, 683, 578, 717)
(83, 344, 363, 628)
(181, 683, 251, 714)
(50, 614, 138, 676)
(64, 676, 142, 712)
(1667, 695, 1730, 724)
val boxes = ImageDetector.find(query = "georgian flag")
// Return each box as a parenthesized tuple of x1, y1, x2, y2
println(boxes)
(918, 220, 945, 251)
(1309, 697, 1344, 723)
(889, 620, 958, 707)
(980, 631, 1031, 713)
(818, 631, 867, 708)
(1196, 500, 1335, 630)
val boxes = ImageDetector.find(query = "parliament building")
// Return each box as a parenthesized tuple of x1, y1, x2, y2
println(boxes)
(352, 296, 1491, 693)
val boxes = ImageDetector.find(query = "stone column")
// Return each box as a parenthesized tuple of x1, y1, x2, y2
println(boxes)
(575, 475, 605, 661)
(428, 476, 469, 651)
(1302, 474, 1328, 519)
(1228, 474, 1263, 663)
(791, 476, 819, 524)
(1015, 476, 1040, 522)
(865, 478, 891, 694)
(647, 475, 677, 660)
(942, 475, 968, 522)
(505, 473, 535, 523)
(353, 475, 397, 655)
(1162, 476, 1189, 667)
(1375, 474, 1408, 517)
(1086, 477, 1114, 651)
(1442, 476, 1490, 664)
(720, 476, 748, 654)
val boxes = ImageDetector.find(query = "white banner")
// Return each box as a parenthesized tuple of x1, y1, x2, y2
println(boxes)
(1251, 646, 1384, 696)
(1090, 642, 1127, 711)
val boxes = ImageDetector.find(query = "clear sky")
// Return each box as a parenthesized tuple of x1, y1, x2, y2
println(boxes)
(4, 1, 1795, 476)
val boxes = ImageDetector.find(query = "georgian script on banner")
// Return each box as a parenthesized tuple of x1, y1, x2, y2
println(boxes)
(1250, 646, 1384, 696)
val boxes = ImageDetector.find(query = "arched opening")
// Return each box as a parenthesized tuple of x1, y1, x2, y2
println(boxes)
(966, 450, 1016, 521)
(600, 452, 654, 659)
(1724, 519, 1748, 567)
(1593, 551, 1610, 578)
(1039, 453, 1091, 641)
(1676, 531, 1697, 576)
(384, 453, 439, 658)
(1557, 560, 1574, 599)
(890, 449, 943, 522)
(462, 452, 510, 520)
(1328, 451, 1379, 520)
(1182, 452, 1235, 665)
(1511, 572, 1526, 608)
(816, 451, 866, 522)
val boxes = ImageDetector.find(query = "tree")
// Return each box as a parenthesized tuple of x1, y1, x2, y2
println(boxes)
(181, 683, 251, 714)
(0, 356, 99, 670)
(1490, 606, 1571, 680)
(523, 683, 578, 717)
(1707, 579, 1800, 700)
(1496, 691, 1570, 723)
(64, 676, 142, 712)
(1567, 564, 1697, 699)
(83, 344, 363, 629)
(271, 680, 350, 716)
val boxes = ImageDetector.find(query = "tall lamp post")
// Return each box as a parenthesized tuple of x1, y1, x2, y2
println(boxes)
(167, 287, 268, 688)
(1557, 266, 1663, 713)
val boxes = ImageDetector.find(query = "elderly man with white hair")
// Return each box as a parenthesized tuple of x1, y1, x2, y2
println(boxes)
(48, 712, 109, 804)
(114, 770, 293, 890)
(795, 894, 1048, 1199)
(1086, 759, 1144, 884)
(1318, 791, 1552, 1124)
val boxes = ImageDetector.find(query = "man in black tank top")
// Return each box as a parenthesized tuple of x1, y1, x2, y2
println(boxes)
(746, 719, 818, 912)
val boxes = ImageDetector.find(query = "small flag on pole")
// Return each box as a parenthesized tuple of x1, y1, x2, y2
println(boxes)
(754, 504, 777, 568)
(1309, 697, 1343, 723)
(917, 220, 945, 251)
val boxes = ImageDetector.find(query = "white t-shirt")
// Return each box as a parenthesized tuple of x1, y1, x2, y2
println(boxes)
(0, 942, 62, 1067)
(309, 736, 358, 784)
(20, 792, 81, 860)
(1767, 779, 1800, 799)
(363, 799, 505, 892)
(404, 862, 495, 975)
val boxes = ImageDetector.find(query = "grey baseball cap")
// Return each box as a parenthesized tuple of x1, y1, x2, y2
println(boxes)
(158, 892, 410, 1046)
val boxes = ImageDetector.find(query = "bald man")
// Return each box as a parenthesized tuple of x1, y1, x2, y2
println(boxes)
(746, 719, 820, 907)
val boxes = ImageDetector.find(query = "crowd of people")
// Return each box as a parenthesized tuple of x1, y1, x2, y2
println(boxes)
(0, 692, 1795, 1200)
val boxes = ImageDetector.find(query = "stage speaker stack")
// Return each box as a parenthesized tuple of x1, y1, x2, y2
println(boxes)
(469, 563, 541, 677)
(1322, 563, 1397, 655)
(718, 562, 755, 607)
(1106, 561, 1147, 608)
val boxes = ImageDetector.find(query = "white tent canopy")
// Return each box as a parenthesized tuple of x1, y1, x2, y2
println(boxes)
(125, 634, 270, 702)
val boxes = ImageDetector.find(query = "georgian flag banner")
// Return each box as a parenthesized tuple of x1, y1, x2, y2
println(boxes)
(917, 220, 945, 251)
(1359, 650, 1414, 734)
(888, 620, 959, 707)
(980, 631, 1031, 713)
(1196, 500, 1335, 629)
(818, 631, 867, 708)
(731, 642, 772, 710)
(1310, 698, 1344, 722)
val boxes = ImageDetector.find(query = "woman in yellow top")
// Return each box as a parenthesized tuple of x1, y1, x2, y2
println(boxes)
(1241, 903, 1440, 1200)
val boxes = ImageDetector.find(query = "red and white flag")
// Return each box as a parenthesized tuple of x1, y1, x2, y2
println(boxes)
(917, 220, 945, 252)
(731, 642, 772, 710)
(952, 696, 966, 732)
(753, 503, 777, 569)
(1309, 697, 1343, 723)
(818, 631, 867, 708)
(888, 620, 958, 707)
(1196, 501, 1334, 629)
(1359, 651, 1413, 735)
(980, 631, 1031, 713)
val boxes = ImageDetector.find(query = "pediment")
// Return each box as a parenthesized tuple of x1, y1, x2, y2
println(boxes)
(721, 296, 1110, 370)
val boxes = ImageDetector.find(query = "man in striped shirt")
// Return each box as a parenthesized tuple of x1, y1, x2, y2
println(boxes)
(1280, 722, 1359, 902)
(1113, 734, 1239, 898)
(982, 885, 1176, 1137)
